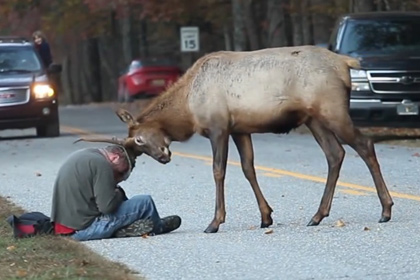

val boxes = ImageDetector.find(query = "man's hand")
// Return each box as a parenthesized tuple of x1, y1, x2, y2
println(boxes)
(116, 185, 129, 201)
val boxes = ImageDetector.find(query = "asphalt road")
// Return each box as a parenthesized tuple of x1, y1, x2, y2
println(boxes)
(1, 103, 420, 280)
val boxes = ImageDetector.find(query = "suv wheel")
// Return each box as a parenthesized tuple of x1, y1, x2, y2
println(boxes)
(36, 120, 60, 138)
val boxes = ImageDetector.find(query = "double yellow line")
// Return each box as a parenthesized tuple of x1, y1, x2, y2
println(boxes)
(62, 125, 420, 202)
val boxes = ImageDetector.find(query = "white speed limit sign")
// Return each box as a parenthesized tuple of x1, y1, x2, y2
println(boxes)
(180, 26, 200, 52)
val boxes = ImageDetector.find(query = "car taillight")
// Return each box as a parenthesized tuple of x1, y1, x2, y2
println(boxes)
(131, 75, 143, 85)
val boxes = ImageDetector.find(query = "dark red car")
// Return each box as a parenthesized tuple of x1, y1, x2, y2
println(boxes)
(117, 58, 183, 102)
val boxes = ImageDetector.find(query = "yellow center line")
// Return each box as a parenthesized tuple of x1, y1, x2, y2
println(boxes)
(338, 189, 367, 196)
(61, 125, 420, 202)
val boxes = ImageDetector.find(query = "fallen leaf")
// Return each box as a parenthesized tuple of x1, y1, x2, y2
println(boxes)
(6, 245, 16, 251)
(16, 270, 28, 277)
(412, 153, 420, 157)
(141, 234, 149, 238)
(80, 260, 89, 266)
(248, 225, 257, 230)
(264, 229, 274, 234)
(35, 172, 42, 177)
(335, 219, 345, 227)
(363, 227, 370, 231)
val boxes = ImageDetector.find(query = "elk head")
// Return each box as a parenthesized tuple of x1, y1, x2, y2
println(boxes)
(114, 108, 172, 164)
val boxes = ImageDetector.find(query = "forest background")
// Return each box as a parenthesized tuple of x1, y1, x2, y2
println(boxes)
(0, 0, 418, 105)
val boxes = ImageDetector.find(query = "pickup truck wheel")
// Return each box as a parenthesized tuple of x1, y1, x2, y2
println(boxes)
(36, 120, 60, 138)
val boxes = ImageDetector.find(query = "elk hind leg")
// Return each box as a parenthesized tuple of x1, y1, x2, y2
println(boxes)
(306, 119, 345, 226)
(325, 114, 394, 223)
(232, 133, 273, 228)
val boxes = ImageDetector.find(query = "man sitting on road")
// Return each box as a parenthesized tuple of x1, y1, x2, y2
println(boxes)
(50, 145, 181, 241)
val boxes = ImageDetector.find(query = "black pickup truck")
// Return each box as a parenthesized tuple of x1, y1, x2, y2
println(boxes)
(326, 11, 420, 128)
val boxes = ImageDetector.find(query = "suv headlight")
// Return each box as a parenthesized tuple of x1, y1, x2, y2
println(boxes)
(33, 84, 54, 99)
(350, 69, 367, 79)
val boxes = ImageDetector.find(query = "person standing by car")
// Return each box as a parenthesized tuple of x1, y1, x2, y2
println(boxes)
(32, 30, 52, 68)
(51, 145, 182, 241)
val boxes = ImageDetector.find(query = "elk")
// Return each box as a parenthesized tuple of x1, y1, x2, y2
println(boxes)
(76, 45, 394, 233)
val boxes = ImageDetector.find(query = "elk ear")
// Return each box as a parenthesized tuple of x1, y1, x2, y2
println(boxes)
(116, 108, 138, 127)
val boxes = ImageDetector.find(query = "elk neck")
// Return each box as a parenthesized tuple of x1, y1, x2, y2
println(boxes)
(137, 80, 196, 142)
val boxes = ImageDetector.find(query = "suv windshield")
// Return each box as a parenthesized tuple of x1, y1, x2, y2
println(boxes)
(0, 47, 42, 73)
(340, 18, 420, 56)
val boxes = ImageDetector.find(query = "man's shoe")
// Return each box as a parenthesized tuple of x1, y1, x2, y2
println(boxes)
(159, 215, 181, 234)
(113, 219, 154, 238)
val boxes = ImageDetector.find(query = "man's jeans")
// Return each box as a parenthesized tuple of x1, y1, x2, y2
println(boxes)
(71, 195, 163, 241)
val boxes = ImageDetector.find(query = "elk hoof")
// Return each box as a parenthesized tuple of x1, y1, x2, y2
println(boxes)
(204, 225, 219, 233)
(379, 216, 391, 223)
(261, 221, 272, 228)
(307, 219, 320, 226)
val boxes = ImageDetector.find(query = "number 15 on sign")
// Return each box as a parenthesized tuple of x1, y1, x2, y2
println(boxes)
(180, 27, 200, 52)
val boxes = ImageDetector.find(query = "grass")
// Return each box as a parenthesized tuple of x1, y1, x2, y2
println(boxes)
(0, 196, 144, 280)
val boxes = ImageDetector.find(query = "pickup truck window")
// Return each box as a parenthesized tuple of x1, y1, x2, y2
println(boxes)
(339, 18, 420, 56)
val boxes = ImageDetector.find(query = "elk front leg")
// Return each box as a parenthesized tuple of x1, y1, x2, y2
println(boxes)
(231, 133, 273, 228)
(204, 129, 230, 233)
(306, 119, 345, 226)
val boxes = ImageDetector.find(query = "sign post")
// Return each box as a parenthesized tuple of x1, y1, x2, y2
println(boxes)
(180, 26, 200, 52)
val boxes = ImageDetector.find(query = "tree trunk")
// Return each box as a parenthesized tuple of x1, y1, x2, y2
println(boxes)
(290, 0, 303, 45)
(98, 35, 120, 102)
(60, 55, 72, 104)
(120, 6, 133, 65)
(266, 0, 290, 47)
(352, 0, 375, 12)
(223, 23, 233, 51)
(301, 0, 313, 45)
(310, 0, 336, 45)
(243, 0, 260, 50)
(140, 20, 149, 57)
(232, 0, 247, 51)
(85, 38, 102, 103)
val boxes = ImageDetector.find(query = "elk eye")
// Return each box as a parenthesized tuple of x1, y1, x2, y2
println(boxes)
(134, 136, 145, 146)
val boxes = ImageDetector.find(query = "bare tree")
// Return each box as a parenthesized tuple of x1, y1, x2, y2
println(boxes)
(267, 0, 291, 47)
(232, 0, 247, 51)
(351, 0, 375, 12)
(243, 0, 260, 50)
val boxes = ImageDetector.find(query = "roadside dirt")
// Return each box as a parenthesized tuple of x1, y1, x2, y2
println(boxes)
(0, 196, 143, 280)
